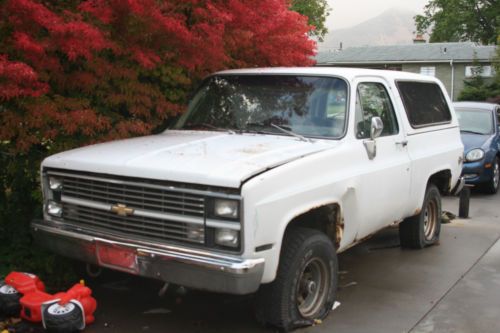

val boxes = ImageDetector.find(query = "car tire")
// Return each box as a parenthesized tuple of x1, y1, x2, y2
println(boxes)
(255, 227, 338, 331)
(482, 157, 500, 194)
(0, 283, 21, 317)
(399, 184, 442, 249)
(43, 301, 84, 333)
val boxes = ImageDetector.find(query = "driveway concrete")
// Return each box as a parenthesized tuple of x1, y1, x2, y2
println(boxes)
(78, 190, 500, 333)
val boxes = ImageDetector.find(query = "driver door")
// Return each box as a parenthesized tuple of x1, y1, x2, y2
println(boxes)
(353, 79, 412, 238)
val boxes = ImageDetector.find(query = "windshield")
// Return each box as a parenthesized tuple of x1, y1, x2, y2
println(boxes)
(175, 75, 349, 139)
(455, 108, 494, 135)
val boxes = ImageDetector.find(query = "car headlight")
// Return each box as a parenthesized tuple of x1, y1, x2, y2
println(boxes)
(214, 199, 239, 219)
(46, 200, 63, 217)
(465, 149, 485, 162)
(214, 228, 239, 248)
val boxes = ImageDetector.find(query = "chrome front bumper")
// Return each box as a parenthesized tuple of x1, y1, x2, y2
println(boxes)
(31, 220, 264, 295)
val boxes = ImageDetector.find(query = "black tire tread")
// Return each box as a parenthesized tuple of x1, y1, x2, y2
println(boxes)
(399, 214, 421, 249)
(43, 303, 84, 333)
(255, 227, 336, 330)
(0, 287, 21, 317)
(482, 157, 499, 194)
(399, 184, 441, 249)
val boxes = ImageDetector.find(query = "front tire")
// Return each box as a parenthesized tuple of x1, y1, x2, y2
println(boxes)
(255, 227, 338, 331)
(482, 157, 499, 194)
(399, 184, 442, 249)
(43, 301, 84, 333)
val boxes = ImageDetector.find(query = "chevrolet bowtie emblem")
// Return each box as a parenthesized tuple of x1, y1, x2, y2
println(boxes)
(110, 204, 134, 216)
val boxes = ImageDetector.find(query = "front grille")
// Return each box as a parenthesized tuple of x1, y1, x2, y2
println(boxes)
(48, 170, 208, 245)
(62, 202, 204, 244)
(62, 175, 205, 217)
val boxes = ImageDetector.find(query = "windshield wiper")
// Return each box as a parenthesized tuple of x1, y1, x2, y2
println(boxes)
(460, 129, 486, 135)
(184, 123, 235, 134)
(271, 123, 313, 143)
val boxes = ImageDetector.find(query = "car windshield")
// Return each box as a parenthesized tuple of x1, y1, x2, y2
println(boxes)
(455, 108, 493, 135)
(175, 75, 349, 139)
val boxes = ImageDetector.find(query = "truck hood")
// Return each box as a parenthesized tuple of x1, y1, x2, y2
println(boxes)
(43, 130, 336, 188)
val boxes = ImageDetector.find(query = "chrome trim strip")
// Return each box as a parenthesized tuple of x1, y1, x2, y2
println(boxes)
(62, 196, 110, 211)
(61, 195, 204, 225)
(206, 219, 241, 231)
(48, 170, 242, 200)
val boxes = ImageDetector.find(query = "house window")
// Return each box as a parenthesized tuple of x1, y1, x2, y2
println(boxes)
(465, 65, 494, 78)
(420, 66, 436, 76)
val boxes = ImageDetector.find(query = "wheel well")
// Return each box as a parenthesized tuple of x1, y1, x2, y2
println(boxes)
(428, 170, 452, 194)
(285, 204, 342, 249)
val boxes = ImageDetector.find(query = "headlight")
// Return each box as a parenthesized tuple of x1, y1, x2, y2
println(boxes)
(214, 228, 239, 248)
(49, 177, 63, 191)
(46, 200, 63, 217)
(465, 149, 485, 162)
(214, 199, 239, 219)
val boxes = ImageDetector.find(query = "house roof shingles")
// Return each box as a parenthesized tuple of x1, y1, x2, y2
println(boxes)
(316, 42, 497, 65)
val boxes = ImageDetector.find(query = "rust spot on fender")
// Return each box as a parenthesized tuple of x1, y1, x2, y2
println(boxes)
(414, 208, 421, 216)
(335, 223, 344, 247)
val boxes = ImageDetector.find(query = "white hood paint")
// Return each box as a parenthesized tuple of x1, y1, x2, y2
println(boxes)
(43, 130, 337, 188)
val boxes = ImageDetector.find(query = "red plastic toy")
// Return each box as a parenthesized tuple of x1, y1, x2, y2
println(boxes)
(0, 272, 97, 331)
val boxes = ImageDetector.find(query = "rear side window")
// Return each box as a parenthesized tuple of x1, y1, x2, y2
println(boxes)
(397, 81, 451, 127)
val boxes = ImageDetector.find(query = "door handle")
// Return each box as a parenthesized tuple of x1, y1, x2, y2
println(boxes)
(396, 140, 408, 147)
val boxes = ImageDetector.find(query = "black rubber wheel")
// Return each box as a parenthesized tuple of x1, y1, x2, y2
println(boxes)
(255, 227, 338, 331)
(482, 157, 499, 194)
(399, 184, 442, 249)
(43, 302, 84, 333)
(0, 283, 21, 317)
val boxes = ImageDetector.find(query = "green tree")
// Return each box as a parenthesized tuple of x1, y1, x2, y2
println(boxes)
(291, 0, 330, 41)
(415, 0, 500, 44)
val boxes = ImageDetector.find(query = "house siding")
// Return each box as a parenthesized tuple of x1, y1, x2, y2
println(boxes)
(402, 62, 494, 101)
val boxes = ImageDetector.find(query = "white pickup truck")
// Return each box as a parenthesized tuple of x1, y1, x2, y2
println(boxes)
(31, 68, 464, 330)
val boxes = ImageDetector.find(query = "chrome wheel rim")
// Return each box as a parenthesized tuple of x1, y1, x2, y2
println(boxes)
(47, 302, 76, 315)
(493, 161, 499, 190)
(296, 258, 330, 318)
(423, 199, 438, 241)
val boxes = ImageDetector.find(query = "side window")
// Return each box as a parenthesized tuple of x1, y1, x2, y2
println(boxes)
(355, 82, 399, 139)
(397, 81, 451, 127)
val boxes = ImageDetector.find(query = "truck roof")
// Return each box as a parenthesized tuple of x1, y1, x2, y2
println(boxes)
(215, 67, 441, 83)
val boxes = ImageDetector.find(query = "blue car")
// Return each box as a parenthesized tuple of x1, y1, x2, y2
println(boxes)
(454, 102, 500, 194)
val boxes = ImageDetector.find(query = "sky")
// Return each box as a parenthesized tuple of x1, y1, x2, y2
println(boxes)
(326, 0, 430, 29)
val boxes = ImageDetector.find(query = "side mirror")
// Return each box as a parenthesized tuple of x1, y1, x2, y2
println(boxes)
(370, 116, 384, 139)
(364, 116, 384, 160)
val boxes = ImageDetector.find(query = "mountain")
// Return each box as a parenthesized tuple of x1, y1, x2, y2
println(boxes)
(318, 8, 418, 51)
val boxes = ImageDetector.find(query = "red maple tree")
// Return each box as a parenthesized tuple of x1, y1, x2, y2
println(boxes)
(0, 0, 316, 153)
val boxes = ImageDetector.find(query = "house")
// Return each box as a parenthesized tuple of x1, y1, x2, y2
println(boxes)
(316, 42, 497, 101)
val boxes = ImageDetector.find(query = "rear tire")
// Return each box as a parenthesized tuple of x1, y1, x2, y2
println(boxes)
(482, 157, 499, 194)
(0, 283, 21, 317)
(399, 184, 442, 249)
(255, 227, 338, 331)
